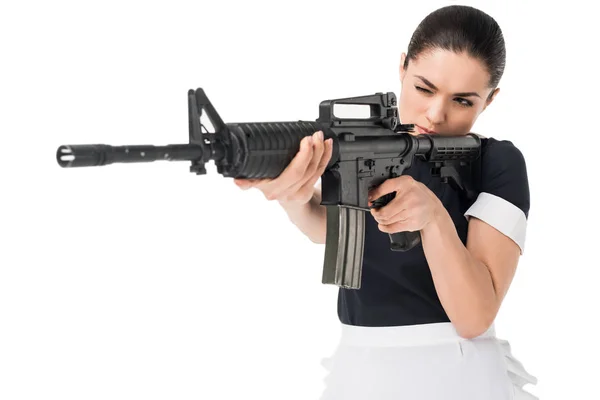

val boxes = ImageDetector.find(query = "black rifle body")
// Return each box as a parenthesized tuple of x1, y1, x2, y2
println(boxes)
(56, 88, 481, 289)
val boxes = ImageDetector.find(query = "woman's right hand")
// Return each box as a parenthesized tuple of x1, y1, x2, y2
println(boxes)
(233, 130, 333, 206)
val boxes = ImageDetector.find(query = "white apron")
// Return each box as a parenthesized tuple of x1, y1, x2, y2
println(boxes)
(319, 322, 538, 400)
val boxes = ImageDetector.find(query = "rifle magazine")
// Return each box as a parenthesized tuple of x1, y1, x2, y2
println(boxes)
(321, 206, 365, 290)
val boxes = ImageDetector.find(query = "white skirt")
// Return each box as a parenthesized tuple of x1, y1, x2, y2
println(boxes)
(319, 322, 538, 400)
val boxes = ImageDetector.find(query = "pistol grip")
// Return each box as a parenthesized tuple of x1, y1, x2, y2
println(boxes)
(370, 192, 421, 252)
(389, 231, 421, 251)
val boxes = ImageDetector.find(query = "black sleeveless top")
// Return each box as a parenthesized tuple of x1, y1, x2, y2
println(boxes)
(337, 137, 530, 327)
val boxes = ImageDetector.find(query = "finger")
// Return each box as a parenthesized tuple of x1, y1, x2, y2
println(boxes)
(291, 132, 327, 192)
(377, 219, 415, 234)
(372, 206, 411, 225)
(234, 178, 261, 190)
(258, 135, 314, 199)
(283, 137, 332, 200)
(368, 175, 414, 201)
(369, 182, 413, 212)
(303, 131, 326, 180)
(267, 130, 325, 200)
(274, 131, 324, 199)
(368, 179, 397, 203)
(370, 187, 413, 220)
(309, 137, 333, 183)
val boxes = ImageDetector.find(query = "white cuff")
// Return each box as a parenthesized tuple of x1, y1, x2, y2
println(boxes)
(464, 192, 527, 254)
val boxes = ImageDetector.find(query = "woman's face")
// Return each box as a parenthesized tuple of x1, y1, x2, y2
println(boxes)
(398, 48, 498, 136)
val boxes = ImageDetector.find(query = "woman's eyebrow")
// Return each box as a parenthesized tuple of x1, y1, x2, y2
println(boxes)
(414, 75, 481, 98)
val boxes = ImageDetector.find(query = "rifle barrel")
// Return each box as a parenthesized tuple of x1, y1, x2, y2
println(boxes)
(56, 144, 205, 168)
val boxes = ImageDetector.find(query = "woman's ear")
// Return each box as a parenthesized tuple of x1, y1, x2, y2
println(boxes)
(483, 88, 500, 111)
(400, 52, 407, 81)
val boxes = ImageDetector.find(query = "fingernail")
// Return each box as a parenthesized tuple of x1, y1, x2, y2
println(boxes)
(318, 131, 324, 140)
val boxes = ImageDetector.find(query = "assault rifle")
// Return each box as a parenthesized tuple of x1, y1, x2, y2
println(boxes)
(56, 88, 481, 289)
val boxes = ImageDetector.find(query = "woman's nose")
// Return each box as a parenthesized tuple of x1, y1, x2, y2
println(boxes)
(425, 99, 446, 125)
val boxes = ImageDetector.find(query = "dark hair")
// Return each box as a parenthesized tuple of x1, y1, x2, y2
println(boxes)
(404, 5, 506, 92)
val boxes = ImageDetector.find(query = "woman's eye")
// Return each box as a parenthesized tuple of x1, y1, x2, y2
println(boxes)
(454, 98, 473, 107)
(414, 85, 473, 107)
(415, 86, 432, 94)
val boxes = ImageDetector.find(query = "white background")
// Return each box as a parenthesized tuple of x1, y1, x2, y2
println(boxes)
(1, 1, 597, 399)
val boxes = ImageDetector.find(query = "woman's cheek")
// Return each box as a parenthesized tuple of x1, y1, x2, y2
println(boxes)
(398, 91, 423, 123)
(448, 112, 478, 134)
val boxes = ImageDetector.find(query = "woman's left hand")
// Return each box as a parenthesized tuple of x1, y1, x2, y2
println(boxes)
(368, 175, 443, 233)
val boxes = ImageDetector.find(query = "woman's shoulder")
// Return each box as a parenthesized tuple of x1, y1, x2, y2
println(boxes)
(475, 134, 525, 160)
(471, 134, 528, 177)
(471, 134, 530, 217)
(464, 134, 531, 252)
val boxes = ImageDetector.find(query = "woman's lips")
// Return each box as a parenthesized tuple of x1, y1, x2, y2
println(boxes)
(415, 125, 437, 134)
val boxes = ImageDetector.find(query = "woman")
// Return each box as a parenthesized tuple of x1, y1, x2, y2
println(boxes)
(235, 5, 537, 400)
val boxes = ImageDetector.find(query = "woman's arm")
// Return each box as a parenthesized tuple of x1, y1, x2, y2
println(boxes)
(421, 140, 529, 339)
(278, 182, 327, 244)
(421, 201, 521, 339)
